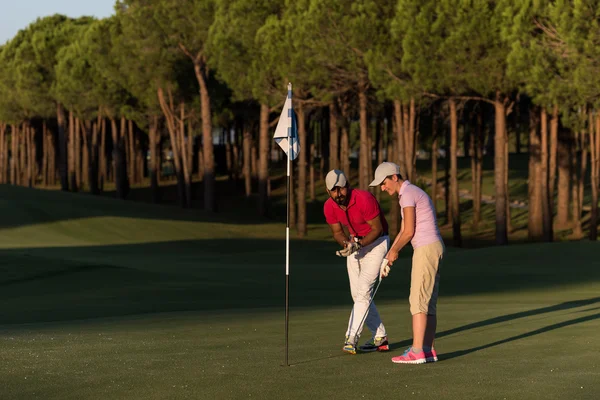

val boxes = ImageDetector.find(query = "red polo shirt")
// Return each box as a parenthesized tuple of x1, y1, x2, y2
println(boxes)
(324, 189, 388, 237)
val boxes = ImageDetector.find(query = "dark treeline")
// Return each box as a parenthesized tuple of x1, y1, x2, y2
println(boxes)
(0, 0, 599, 244)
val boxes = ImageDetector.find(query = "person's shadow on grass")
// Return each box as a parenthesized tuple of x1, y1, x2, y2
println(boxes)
(388, 297, 600, 356)
(440, 312, 600, 361)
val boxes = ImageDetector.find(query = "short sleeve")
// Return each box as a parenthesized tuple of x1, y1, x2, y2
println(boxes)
(324, 200, 339, 225)
(399, 187, 416, 209)
(360, 192, 381, 222)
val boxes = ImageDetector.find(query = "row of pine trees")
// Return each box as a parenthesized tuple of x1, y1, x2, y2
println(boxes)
(0, 1, 599, 245)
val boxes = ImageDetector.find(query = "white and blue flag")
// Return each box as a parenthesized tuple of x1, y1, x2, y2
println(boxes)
(273, 84, 300, 160)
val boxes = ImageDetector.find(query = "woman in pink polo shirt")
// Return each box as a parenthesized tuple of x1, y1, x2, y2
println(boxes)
(370, 162, 445, 365)
(323, 169, 391, 355)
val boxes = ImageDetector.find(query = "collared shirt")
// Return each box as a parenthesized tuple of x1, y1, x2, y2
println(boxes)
(324, 189, 388, 237)
(398, 180, 443, 248)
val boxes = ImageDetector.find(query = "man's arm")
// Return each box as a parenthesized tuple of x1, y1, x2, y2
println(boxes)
(358, 215, 384, 247)
(328, 223, 349, 247)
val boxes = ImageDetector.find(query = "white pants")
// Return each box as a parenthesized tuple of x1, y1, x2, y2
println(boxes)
(345, 235, 389, 343)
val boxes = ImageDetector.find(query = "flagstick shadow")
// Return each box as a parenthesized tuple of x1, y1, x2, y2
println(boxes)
(286, 353, 347, 367)
(439, 312, 600, 362)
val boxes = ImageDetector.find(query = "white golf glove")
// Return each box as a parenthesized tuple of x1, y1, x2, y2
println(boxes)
(336, 238, 361, 257)
(380, 258, 391, 278)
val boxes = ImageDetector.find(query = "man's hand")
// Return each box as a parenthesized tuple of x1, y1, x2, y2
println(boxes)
(385, 249, 399, 265)
(380, 258, 391, 278)
(336, 240, 361, 257)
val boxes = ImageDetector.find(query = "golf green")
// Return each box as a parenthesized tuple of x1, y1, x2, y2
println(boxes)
(0, 185, 598, 399)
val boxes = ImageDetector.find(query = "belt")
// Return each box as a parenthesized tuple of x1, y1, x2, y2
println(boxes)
(355, 232, 388, 240)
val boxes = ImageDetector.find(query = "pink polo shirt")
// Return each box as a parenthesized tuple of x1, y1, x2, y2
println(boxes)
(324, 189, 388, 237)
(398, 180, 442, 249)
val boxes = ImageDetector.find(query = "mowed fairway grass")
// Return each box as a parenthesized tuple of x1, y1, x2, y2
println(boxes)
(0, 185, 599, 400)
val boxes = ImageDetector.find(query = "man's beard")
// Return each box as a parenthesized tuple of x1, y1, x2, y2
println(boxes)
(335, 193, 349, 206)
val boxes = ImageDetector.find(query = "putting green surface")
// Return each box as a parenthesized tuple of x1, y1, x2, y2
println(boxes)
(0, 185, 598, 399)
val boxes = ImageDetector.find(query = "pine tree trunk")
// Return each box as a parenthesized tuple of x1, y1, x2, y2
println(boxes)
(225, 138, 232, 180)
(10, 125, 17, 184)
(157, 87, 184, 206)
(149, 115, 160, 203)
(540, 108, 553, 242)
(0, 123, 5, 184)
(556, 131, 571, 227)
(394, 100, 406, 177)
(85, 120, 99, 195)
(81, 121, 89, 190)
(494, 93, 508, 245)
(528, 108, 543, 240)
(19, 126, 26, 186)
(358, 87, 369, 189)
(75, 117, 82, 189)
(23, 123, 29, 187)
(179, 102, 192, 208)
(444, 126, 450, 226)
(25, 123, 32, 187)
(367, 133, 374, 195)
(341, 125, 350, 177)
(449, 99, 462, 247)
(243, 129, 252, 197)
(99, 118, 106, 190)
(549, 105, 559, 207)
(470, 113, 477, 229)
(193, 60, 215, 212)
(258, 103, 270, 216)
(376, 117, 384, 202)
(68, 112, 77, 191)
(42, 122, 47, 186)
(389, 138, 400, 237)
(310, 143, 316, 202)
(405, 98, 417, 181)
(232, 142, 239, 183)
(505, 125, 512, 232)
(251, 139, 258, 179)
(296, 105, 307, 237)
(589, 114, 600, 240)
(571, 130, 583, 237)
(57, 103, 68, 191)
(329, 103, 339, 170)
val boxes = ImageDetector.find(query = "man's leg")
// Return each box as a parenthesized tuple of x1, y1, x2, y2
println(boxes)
(344, 254, 360, 351)
(351, 237, 388, 342)
(362, 237, 389, 339)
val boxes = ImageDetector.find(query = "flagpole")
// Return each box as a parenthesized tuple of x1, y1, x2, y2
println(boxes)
(285, 82, 292, 367)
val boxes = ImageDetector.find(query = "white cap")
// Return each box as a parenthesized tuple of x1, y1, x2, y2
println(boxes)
(369, 162, 401, 187)
(325, 169, 348, 190)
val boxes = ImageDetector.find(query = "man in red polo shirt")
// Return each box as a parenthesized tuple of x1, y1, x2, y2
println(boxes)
(323, 169, 391, 355)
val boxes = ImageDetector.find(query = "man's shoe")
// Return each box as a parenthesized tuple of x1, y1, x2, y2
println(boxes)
(343, 336, 357, 355)
(424, 348, 438, 362)
(391, 347, 426, 364)
(359, 336, 390, 352)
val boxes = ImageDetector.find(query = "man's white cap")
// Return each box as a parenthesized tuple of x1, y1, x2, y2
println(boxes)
(325, 169, 348, 190)
(369, 162, 401, 187)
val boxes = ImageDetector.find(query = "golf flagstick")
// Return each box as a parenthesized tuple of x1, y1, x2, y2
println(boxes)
(352, 258, 389, 346)
(285, 84, 292, 367)
(273, 83, 297, 366)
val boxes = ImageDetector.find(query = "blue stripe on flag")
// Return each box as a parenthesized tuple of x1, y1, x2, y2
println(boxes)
(288, 109, 292, 117)
(287, 90, 292, 99)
